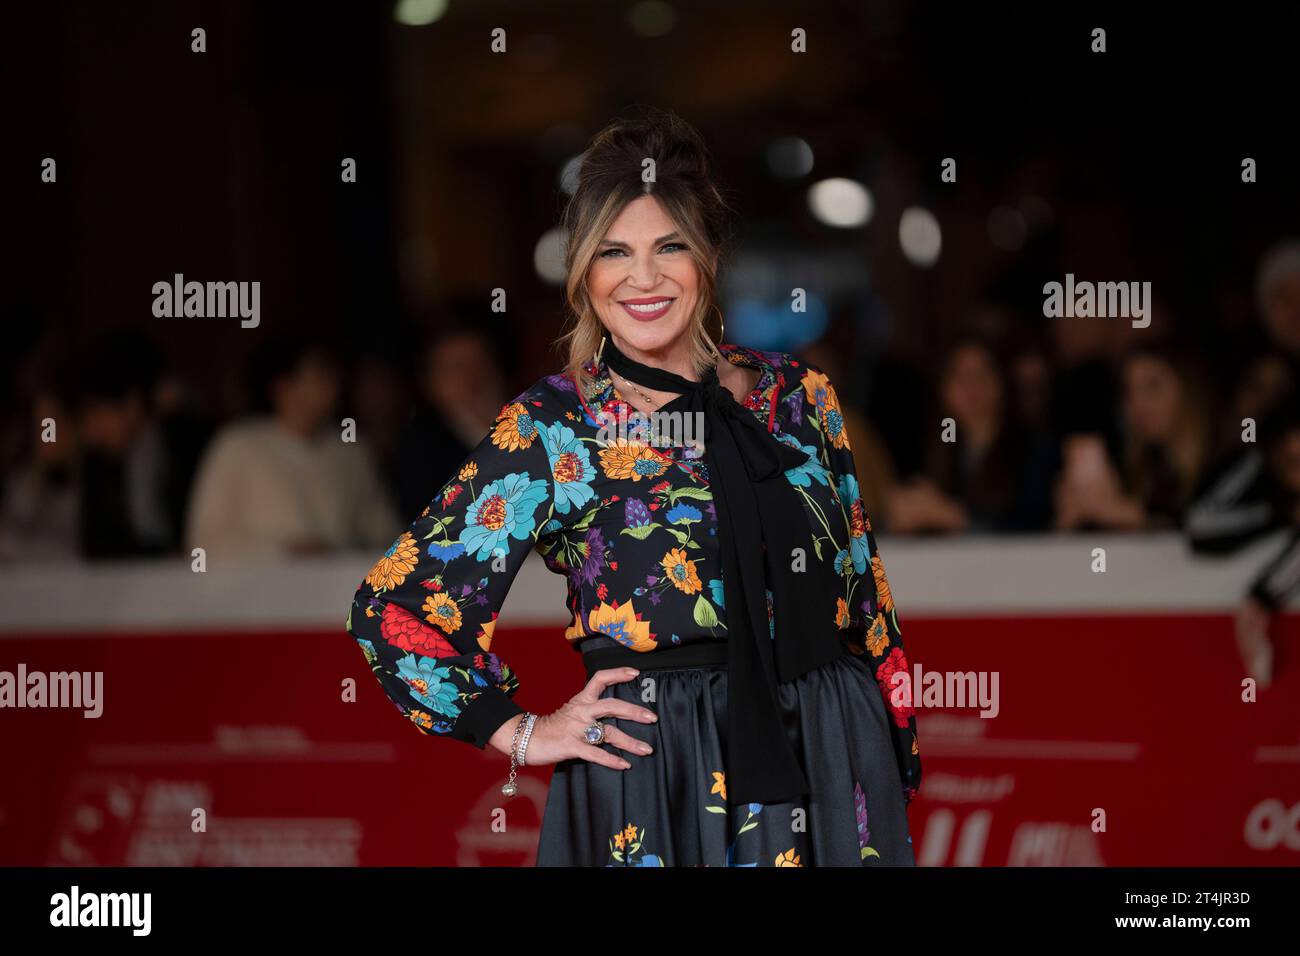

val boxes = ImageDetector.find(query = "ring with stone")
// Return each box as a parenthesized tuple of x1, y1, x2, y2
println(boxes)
(583, 722, 606, 745)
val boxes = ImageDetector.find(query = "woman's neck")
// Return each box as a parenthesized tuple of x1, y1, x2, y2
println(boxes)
(610, 332, 702, 382)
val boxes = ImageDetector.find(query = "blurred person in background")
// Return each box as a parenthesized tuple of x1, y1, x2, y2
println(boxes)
(72, 331, 194, 559)
(1056, 343, 1211, 531)
(1184, 241, 1300, 686)
(0, 380, 81, 563)
(889, 336, 1056, 534)
(393, 320, 508, 519)
(185, 335, 398, 564)
(798, 338, 895, 522)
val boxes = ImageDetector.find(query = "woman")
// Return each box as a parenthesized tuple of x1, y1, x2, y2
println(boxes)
(1055, 342, 1211, 531)
(891, 335, 1055, 534)
(346, 109, 920, 866)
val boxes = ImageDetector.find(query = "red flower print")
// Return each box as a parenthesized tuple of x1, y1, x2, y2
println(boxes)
(875, 647, 914, 728)
(380, 602, 458, 658)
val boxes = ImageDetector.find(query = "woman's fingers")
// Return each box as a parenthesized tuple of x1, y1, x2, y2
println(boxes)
(574, 741, 633, 771)
(598, 723, 653, 758)
(576, 666, 640, 701)
(586, 697, 658, 724)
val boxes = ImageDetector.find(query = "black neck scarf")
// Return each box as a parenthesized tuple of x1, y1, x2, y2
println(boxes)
(600, 336, 847, 806)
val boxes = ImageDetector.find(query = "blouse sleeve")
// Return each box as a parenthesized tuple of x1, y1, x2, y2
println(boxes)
(345, 391, 577, 750)
(803, 361, 923, 805)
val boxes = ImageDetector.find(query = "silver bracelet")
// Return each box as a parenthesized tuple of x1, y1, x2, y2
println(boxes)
(502, 712, 537, 798)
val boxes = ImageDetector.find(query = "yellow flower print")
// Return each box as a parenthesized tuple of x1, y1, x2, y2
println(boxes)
(366, 531, 420, 591)
(661, 548, 702, 594)
(599, 440, 669, 482)
(711, 771, 726, 801)
(587, 599, 657, 652)
(835, 596, 851, 629)
(613, 831, 627, 850)
(491, 402, 540, 452)
(775, 848, 803, 867)
(866, 613, 890, 657)
(800, 369, 831, 407)
(423, 592, 463, 633)
(459, 461, 478, 481)
(872, 555, 894, 613)
(476, 615, 496, 651)
(622, 824, 639, 845)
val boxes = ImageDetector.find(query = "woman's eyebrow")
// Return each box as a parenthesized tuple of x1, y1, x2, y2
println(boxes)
(598, 232, 682, 248)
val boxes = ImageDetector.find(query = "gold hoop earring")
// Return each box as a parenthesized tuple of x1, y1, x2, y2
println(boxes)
(709, 306, 725, 357)
(593, 333, 607, 368)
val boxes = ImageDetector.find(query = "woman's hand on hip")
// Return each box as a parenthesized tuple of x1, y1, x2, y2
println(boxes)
(489, 667, 658, 768)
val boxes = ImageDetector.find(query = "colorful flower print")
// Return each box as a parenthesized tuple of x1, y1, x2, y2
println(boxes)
(366, 531, 420, 591)
(459, 472, 550, 561)
(586, 599, 657, 652)
(539, 421, 597, 514)
(599, 440, 670, 482)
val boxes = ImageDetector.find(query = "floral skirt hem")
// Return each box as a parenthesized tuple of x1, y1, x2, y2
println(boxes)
(535, 652, 915, 867)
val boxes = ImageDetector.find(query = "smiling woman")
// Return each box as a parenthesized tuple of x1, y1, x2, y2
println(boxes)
(345, 107, 920, 867)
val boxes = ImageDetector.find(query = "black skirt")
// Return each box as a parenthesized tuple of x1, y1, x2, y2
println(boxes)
(535, 639, 916, 867)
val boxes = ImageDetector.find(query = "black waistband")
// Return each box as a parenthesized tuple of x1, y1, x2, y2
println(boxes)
(578, 637, 846, 681)
(579, 639, 730, 679)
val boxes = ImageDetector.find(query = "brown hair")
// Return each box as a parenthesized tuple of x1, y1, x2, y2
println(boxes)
(557, 107, 733, 394)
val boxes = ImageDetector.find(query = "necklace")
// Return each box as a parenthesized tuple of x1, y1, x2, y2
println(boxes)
(611, 370, 662, 409)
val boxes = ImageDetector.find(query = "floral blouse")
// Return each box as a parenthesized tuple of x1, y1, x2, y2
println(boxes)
(346, 342, 921, 804)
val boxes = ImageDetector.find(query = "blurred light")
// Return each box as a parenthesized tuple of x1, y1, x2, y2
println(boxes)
(534, 229, 568, 284)
(807, 178, 873, 228)
(987, 205, 1028, 252)
(393, 0, 448, 27)
(559, 154, 584, 195)
(627, 1, 677, 37)
(728, 295, 830, 351)
(899, 207, 941, 267)
(765, 137, 814, 179)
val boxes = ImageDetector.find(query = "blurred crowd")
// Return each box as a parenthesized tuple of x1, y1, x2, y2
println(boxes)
(4, 240, 1300, 583)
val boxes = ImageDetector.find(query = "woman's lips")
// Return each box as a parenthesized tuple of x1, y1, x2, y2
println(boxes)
(619, 297, 675, 321)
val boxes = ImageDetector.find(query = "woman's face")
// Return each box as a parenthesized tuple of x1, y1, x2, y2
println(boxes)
(1123, 355, 1182, 442)
(941, 344, 1003, 425)
(587, 195, 699, 357)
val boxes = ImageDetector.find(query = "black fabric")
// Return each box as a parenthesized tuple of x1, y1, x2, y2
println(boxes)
(601, 337, 848, 805)
(536, 646, 915, 866)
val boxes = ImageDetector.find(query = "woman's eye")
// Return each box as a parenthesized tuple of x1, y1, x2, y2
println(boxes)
(660, 242, 687, 254)
(599, 248, 627, 259)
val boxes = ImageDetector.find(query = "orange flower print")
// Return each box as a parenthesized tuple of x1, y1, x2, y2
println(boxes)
(661, 548, 702, 594)
(872, 555, 894, 613)
(458, 461, 478, 481)
(622, 824, 639, 845)
(587, 599, 657, 652)
(366, 531, 420, 591)
(711, 771, 727, 801)
(409, 709, 434, 731)
(613, 830, 627, 850)
(492, 402, 541, 452)
(865, 613, 890, 657)
(775, 848, 803, 867)
(599, 440, 669, 482)
(423, 592, 463, 633)
(835, 596, 851, 629)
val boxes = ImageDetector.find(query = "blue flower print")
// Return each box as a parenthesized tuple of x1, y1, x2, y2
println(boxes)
(539, 422, 597, 514)
(459, 472, 550, 561)
(395, 653, 461, 718)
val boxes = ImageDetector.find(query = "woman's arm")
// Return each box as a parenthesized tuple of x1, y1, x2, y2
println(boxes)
(345, 396, 560, 750)
(798, 358, 923, 804)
